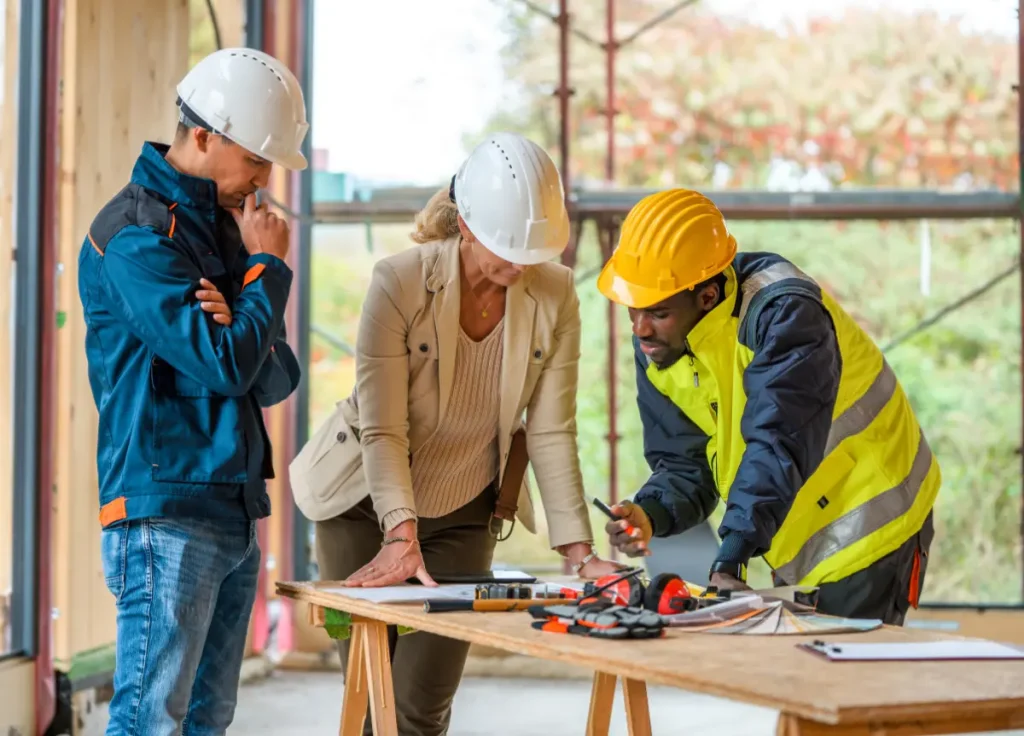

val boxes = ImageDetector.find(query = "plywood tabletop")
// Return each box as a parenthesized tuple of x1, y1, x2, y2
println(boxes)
(277, 580, 1024, 727)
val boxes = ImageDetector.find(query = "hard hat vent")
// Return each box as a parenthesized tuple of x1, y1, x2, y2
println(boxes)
(229, 50, 285, 86)
(492, 139, 516, 179)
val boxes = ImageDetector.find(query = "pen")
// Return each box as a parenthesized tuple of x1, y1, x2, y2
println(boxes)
(587, 494, 637, 536)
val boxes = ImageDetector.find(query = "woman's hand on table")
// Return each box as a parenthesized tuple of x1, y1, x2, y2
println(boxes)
(343, 520, 438, 588)
(558, 541, 629, 581)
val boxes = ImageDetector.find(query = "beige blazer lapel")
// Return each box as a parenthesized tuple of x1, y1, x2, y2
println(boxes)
(498, 273, 537, 481)
(428, 236, 462, 429)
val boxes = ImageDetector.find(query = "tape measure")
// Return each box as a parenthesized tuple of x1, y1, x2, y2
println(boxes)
(474, 583, 532, 600)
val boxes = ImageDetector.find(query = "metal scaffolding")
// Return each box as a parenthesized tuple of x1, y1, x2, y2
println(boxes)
(306, 2, 1024, 551)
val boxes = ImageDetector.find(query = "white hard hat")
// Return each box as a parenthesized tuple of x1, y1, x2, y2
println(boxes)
(176, 47, 309, 171)
(452, 132, 570, 265)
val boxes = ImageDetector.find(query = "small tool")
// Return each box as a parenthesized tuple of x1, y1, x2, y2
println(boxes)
(424, 598, 577, 613)
(474, 583, 532, 600)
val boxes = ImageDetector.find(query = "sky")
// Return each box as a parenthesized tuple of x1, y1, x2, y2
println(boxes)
(311, 0, 1017, 188)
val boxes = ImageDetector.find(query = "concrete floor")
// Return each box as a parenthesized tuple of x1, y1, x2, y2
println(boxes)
(85, 668, 1024, 735)
(228, 670, 779, 735)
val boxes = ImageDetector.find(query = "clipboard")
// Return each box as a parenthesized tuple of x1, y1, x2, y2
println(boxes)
(798, 638, 1024, 662)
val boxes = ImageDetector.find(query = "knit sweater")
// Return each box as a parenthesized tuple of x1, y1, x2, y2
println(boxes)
(381, 320, 504, 531)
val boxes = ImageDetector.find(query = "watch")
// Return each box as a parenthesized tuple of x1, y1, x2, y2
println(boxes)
(709, 560, 747, 583)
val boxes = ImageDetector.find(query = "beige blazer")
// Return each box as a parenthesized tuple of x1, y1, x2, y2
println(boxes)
(290, 235, 593, 549)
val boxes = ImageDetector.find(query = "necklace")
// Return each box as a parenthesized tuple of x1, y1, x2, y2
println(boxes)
(467, 283, 501, 318)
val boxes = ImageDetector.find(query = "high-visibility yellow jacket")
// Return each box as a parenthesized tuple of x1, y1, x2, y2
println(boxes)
(632, 252, 941, 586)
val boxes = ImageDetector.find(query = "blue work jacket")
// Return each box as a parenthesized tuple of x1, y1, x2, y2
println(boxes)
(78, 141, 301, 527)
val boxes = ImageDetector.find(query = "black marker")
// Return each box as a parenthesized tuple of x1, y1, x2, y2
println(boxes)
(587, 494, 619, 521)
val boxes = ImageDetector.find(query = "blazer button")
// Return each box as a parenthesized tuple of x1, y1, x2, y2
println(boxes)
(534, 349, 542, 359)
(419, 343, 429, 353)
(336, 431, 347, 443)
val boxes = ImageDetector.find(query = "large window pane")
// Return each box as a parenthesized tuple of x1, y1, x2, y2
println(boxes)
(0, 0, 19, 656)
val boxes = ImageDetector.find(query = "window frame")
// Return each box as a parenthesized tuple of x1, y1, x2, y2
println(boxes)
(8, 0, 47, 660)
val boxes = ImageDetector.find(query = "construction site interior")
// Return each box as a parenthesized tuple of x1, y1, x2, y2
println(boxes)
(1, 0, 1023, 734)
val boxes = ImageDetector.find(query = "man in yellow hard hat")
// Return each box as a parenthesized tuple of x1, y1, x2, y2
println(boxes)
(597, 188, 940, 625)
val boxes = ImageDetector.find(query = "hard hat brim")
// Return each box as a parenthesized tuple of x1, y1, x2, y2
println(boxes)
(247, 145, 306, 171)
(596, 260, 685, 310)
(476, 237, 566, 266)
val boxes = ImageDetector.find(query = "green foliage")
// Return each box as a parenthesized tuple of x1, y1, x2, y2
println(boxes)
(481, 3, 1019, 190)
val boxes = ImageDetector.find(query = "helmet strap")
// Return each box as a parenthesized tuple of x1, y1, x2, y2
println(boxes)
(176, 96, 217, 135)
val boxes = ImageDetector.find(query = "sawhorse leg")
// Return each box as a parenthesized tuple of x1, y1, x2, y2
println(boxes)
(586, 672, 652, 736)
(336, 615, 398, 736)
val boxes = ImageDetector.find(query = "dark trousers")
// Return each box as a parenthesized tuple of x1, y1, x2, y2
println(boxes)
(314, 487, 498, 736)
(808, 512, 935, 625)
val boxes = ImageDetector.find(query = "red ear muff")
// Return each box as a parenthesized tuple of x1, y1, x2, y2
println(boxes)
(644, 573, 692, 614)
(584, 571, 646, 607)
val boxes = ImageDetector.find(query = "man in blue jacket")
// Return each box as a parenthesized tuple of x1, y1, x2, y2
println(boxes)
(598, 189, 940, 625)
(79, 47, 309, 733)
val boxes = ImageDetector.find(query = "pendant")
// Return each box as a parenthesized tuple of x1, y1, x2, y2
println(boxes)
(482, 309, 488, 318)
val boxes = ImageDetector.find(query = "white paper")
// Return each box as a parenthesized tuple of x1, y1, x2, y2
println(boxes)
(662, 595, 768, 626)
(315, 584, 480, 604)
(802, 639, 1024, 661)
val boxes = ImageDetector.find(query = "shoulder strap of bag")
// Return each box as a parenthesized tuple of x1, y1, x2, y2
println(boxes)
(490, 427, 528, 541)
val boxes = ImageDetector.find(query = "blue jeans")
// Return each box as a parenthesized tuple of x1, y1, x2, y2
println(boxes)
(100, 516, 260, 735)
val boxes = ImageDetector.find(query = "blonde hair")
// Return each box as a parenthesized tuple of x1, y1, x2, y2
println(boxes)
(411, 186, 460, 244)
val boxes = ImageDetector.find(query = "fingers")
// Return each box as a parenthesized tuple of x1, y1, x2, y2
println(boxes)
(199, 299, 231, 317)
(415, 564, 438, 587)
(358, 563, 412, 588)
(343, 558, 381, 586)
(195, 290, 226, 305)
(244, 192, 259, 214)
(605, 519, 649, 558)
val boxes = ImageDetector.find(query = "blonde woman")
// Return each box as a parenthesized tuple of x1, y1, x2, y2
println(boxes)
(311, 132, 621, 734)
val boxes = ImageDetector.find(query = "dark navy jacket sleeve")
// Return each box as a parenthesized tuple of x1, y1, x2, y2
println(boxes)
(236, 247, 302, 407)
(100, 226, 293, 397)
(250, 325, 302, 407)
(630, 338, 720, 537)
(715, 294, 841, 565)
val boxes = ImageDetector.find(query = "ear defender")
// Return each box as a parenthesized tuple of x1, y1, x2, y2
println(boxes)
(643, 572, 693, 615)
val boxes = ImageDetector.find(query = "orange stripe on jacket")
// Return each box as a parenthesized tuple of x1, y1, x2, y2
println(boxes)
(88, 232, 103, 256)
(243, 263, 266, 289)
(99, 497, 127, 527)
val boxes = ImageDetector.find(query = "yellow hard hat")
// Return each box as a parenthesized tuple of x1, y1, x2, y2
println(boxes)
(597, 189, 737, 309)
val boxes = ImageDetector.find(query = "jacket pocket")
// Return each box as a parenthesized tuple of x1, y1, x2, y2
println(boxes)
(150, 357, 249, 483)
(289, 401, 364, 521)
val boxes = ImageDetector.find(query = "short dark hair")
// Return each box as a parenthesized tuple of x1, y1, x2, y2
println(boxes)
(174, 121, 193, 142)
(694, 272, 727, 294)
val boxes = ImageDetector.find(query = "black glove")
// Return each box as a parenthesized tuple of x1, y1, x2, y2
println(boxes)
(528, 600, 665, 640)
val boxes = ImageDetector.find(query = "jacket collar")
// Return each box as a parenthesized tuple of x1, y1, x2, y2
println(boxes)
(685, 265, 738, 353)
(130, 141, 220, 217)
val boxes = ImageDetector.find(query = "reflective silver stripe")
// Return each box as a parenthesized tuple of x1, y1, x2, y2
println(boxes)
(773, 430, 934, 585)
(823, 360, 898, 456)
(737, 262, 817, 324)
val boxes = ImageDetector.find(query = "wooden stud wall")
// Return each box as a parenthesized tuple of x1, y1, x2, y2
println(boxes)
(51, 0, 190, 667)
